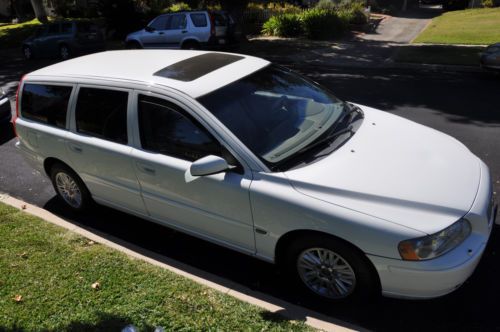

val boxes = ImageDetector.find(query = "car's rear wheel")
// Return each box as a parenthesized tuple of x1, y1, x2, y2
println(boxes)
(126, 41, 142, 49)
(60, 44, 71, 60)
(50, 163, 91, 212)
(284, 234, 378, 301)
(23, 46, 34, 60)
(181, 40, 200, 50)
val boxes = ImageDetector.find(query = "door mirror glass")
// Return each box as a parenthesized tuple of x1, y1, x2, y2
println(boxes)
(190, 155, 229, 176)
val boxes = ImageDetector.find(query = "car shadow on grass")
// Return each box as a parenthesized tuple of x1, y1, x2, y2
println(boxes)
(43, 195, 500, 331)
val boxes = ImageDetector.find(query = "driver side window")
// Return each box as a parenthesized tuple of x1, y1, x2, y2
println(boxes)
(138, 95, 221, 161)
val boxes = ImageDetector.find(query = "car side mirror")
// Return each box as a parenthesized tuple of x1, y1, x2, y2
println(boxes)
(145, 26, 155, 33)
(190, 155, 230, 176)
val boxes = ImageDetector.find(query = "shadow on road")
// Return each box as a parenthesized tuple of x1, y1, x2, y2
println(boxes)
(43, 195, 500, 331)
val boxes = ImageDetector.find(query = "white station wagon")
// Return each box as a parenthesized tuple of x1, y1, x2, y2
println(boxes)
(15, 50, 497, 301)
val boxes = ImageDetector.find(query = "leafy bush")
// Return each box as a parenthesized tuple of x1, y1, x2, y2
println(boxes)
(301, 9, 348, 39)
(315, 0, 337, 10)
(162, 2, 191, 13)
(338, 2, 368, 25)
(482, 0, 495, 7)
(262, 13, 303, 37)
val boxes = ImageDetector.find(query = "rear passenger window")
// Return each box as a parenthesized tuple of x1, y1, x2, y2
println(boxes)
(21, 83, 72, 129)
(190, 13, 207, 27)
(75, 87, 128, 144)
(48, 23, 60, 34)
(138, 95, 220, 161)
(61, 22, 73, 34)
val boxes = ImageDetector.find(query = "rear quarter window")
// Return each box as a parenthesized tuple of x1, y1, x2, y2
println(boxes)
(21, 83, 72, 129)
(190, 13, 207, 27)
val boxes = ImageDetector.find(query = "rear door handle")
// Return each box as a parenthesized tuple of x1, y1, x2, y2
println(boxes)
(69, 143, 83, 153)
(181, 30, 187, 33)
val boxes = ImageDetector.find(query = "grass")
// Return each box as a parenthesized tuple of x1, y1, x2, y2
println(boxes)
(393, 44, 484, 66)
(0, 202, 311, 331)
(0, 19, 42, 48)
(413, 8, 500, 45)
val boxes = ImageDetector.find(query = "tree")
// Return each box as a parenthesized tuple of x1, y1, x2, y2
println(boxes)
(30, 0, 48, 22)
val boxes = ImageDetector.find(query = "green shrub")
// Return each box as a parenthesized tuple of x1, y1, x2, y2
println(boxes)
(338, 2, 368, 25)
(262, 13, 303, 37)
(482, 0, 494, 7)
(315, 0, 337, 10)
(162, 2, 191, 13)
(301, 9, 348, 39)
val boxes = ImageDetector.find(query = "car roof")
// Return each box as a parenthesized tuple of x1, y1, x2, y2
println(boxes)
(25, 50, 270, 98)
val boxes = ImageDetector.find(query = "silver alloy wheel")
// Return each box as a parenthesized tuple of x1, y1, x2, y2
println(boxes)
(24, 47, 31, 59)
(60, 46, 69, 59)
(55, 172, 82, 208)
(297, 248, 356, 299)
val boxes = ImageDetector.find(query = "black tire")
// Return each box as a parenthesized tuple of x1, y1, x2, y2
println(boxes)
(23, 46, 34, 60)
(126, 41, 142, 49)
(284, 234, 379, 302)
(50, 163, 92, 212)
(60, 44, 71, 60)
(181, 40, 200, 50)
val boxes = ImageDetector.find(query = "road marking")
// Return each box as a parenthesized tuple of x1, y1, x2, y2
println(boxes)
(0, 193, 365, 332)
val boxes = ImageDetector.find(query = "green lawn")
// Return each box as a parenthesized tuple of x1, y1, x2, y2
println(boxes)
(0, 203, 311, 331)
(414, 8, 500, 45)
(0, 19, 42, 48)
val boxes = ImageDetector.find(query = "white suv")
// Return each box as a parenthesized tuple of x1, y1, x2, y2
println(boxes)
(125, 11, 236, 50)
(15, 50, 496, 301)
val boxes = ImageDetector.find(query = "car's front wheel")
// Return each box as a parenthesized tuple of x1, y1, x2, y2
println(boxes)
(285, 234, 378, 301)
(50, 163, 91, 212)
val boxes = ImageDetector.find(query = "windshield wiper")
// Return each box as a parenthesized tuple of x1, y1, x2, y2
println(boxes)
(295, 124, 354, 156)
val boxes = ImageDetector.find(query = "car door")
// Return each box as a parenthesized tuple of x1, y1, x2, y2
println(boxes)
(130, 92, 255, 253)
(163, 13, 188, 47)
(141, 15, 169, 48)
(40, 23, 62, 56)
(65, 85, 147, 216)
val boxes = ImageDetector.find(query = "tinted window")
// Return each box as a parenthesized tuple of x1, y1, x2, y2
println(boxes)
(213, 13, 228, 27)
(48, 23, 60, 34)
(61, 22, 73, 33)
(190, 13, 207, 27)
(149, 15, 168, 30)
(166, 14, 187, 30)
(138, 95, 219, 161)
(76, 21, 98, 33)
(21, 83, 72, 129)
(75, 88, 128, 144)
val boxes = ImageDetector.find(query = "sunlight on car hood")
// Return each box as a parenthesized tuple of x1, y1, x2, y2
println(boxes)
(284, 105, 481, 235)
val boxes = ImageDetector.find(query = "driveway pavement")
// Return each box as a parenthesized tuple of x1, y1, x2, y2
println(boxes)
(0, 56, 499, 330)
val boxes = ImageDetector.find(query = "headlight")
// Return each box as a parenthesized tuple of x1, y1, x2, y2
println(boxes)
(398, 219, 471, 261)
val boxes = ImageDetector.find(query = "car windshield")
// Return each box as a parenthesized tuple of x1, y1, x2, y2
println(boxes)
(197, 65, 346, 169)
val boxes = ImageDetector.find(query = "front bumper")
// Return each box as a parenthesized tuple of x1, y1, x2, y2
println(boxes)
(369, 159, 496, 299)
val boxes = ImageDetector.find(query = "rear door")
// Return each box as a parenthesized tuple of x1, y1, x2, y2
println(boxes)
(163, 14, 188, 47)
(65, 85, 147, 216)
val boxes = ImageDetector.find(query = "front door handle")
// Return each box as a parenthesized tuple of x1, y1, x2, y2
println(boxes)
(136, 162, 156, 175)
(181, 30, 187, 33)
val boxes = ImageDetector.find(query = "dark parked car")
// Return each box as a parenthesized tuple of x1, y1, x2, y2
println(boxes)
(0, 89, 12, 124)
(22, 21, 105, 60)
(480, 43, 500, 72)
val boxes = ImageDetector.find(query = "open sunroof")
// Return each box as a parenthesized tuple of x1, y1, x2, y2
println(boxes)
(153, 53, 244, 82)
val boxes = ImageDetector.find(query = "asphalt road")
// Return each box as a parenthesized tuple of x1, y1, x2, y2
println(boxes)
(1, 59, 499, 331)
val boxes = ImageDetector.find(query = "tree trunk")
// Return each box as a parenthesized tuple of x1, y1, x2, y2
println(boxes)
(30, 0, 48, 22)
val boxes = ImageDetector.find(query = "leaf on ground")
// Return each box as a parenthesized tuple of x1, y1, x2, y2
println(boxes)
(13, 294, 23, 303)
(91, 281, 101, 290)
(21, 204, 27, 210)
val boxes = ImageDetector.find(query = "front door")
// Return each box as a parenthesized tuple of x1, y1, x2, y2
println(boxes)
(131, 93, 255, 253)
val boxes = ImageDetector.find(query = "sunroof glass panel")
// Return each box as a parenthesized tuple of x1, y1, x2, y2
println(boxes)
(153, 53, 244, 82)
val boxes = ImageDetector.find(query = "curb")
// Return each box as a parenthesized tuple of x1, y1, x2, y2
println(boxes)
(0, 193, 366, 332)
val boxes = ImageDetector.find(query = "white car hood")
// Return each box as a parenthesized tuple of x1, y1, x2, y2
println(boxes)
(284, 105, 480, 235)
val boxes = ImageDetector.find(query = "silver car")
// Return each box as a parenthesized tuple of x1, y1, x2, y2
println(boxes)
(480, 43, 500, 71)
(125, 11, 236, 50)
